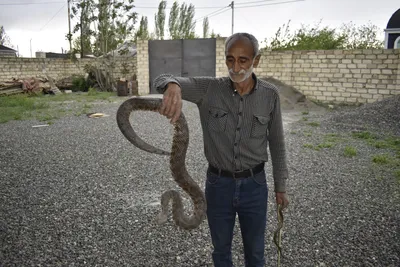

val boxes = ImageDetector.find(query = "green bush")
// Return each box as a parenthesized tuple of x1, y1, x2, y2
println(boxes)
(71, 76, 89, 92)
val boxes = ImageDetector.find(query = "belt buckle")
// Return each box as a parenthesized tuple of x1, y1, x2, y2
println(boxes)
(232, 170, 242, 179)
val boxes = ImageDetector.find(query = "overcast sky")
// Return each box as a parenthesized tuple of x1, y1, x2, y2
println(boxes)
(0, 0, 398, 57)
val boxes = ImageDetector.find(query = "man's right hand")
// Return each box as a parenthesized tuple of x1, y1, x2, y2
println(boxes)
(159, 82, 182, 124)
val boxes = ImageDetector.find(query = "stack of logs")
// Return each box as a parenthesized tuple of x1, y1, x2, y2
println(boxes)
(0, 76, 61, 96)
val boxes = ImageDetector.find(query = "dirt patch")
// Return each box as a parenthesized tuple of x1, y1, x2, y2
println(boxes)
(260, 77, 323, 112)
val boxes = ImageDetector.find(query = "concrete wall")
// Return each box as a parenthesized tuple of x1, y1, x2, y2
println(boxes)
(0, 57, 137, 85)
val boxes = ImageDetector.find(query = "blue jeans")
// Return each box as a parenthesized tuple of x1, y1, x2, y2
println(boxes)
(205, 168, 268, 267)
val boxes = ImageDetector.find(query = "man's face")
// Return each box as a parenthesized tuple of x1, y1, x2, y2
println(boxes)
(225, 38, 260, 83)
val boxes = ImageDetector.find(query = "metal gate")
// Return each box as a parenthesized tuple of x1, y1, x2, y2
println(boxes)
(148, 38, 216, 93)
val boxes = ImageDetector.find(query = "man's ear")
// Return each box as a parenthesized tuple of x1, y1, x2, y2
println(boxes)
(253, 54, 261, 68)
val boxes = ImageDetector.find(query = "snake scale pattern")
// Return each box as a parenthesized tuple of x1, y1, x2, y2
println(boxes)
(116, 97, 207, 230)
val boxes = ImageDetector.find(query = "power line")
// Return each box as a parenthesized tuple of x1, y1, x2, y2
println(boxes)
(39, 3, 67, 31)
(236, 0, 305, 9)
(135, 5, 227, 10)
(205, 8, 231, 20)
(235, 0, 284, 5)
(0, 1, 64, 6)
(193, 6, 231, 24)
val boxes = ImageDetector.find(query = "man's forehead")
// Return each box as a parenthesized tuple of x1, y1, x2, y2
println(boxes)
(227, 37, 253, 50)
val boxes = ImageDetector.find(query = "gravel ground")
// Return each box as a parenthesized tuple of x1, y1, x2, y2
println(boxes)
(0, 95, 399, 267)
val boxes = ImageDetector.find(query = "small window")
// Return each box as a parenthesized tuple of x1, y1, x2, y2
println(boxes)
(395, 36, 400, 49)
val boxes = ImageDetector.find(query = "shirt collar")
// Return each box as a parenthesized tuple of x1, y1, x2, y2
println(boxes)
(230, 72, 260, 95)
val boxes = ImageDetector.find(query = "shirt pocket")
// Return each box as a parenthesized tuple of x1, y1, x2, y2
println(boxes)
(251, 115, 269, 138)
(208, 107, 228, 132)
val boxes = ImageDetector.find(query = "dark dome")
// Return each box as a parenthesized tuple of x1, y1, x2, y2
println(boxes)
(387, 8, 400, 29)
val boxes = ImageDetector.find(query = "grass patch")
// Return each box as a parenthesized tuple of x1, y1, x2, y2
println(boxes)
(302, 117, 308, 121)
(317, 142, 334, 149)
(0, 91, 116, 123)
(303, 142, 334, 151)
(323, 133, 344, 143)
(373, 136, 400, 150)
(344, 146, 357, 157)
(352, 131, 376, 140)
(394, 170, 400, 184)
(352, 132, 400, 157)
(302, 111, 309, 115)
(303, 144, 314, 149)
(372, 154, 391, 165)
(307, 122, 320, 127)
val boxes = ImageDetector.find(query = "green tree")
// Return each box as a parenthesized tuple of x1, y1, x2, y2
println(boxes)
(168, 1, 180, 39)
(0, 26, 12, 47)
(263, 20, 384, 51)
(154, 1, 167, 40)
(135, 16, 150, 41)
(340, 21, 384, 49)
(70, 0, 94, 57)
(264, 20, 346, 51)
(168, 1, 196, 39)
(70, 0, 137, 57)
(93, 0, 137, 56)
(73, 36, 93, 55)
(203, 17, 209, 38)
(210, 30, 221, 38)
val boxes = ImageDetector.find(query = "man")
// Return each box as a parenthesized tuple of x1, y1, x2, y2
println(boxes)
(153, 32, 289, 267)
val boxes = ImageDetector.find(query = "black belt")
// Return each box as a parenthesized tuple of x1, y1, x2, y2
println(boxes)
(208, 163, 265, 179)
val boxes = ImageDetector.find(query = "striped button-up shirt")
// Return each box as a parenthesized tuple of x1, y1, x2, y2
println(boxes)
(153, 73, 288, 192)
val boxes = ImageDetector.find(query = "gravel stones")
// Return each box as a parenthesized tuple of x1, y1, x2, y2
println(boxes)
(0, 96, 398, 266)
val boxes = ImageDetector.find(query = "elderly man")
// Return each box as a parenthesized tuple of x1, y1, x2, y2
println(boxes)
(153, 32, 289, 267)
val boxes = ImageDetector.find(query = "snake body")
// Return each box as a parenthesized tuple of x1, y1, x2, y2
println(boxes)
(116, 97, 206, 230)
(273, 204, 284, 266)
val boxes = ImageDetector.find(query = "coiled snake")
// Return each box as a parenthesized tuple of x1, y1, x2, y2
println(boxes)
(116, 97, 207, 230)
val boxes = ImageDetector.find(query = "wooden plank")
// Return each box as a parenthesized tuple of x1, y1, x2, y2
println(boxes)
(0, 83, 22, 91)
(0, 88, 23, 96)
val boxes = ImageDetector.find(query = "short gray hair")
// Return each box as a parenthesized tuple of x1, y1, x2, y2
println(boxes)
(224, 32, 260, 58)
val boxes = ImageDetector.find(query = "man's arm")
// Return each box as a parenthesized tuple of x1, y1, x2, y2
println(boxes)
(153, 74, 212, 123)
(267, 91, 289, 208)
(153, 74, 212, 104)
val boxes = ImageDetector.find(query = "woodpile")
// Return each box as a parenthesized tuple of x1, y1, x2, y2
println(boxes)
(0, 76, 61, 96)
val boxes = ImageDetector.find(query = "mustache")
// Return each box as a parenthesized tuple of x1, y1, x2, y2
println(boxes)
(229, 69, 246, 75)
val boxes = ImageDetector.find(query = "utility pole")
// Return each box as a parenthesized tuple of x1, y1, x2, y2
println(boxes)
(80, 5, 84, 58)
(67, 0, 72, 54)
(230, 1, 234, 35)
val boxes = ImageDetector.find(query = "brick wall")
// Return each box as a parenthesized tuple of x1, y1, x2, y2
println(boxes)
(254, 49, 400, 104)
(2, 41, 399, 104)
(0, 57, 137, 85)
(216, 37, 227, 78)
(136, 40, 150, 95)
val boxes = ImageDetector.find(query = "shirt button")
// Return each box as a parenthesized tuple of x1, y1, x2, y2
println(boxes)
(234, 143, 238, 146)
(238, 112, 242, 116)
(237, 127, 240, 131)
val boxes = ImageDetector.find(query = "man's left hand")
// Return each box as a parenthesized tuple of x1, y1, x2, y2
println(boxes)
(275, 192, 289, 209)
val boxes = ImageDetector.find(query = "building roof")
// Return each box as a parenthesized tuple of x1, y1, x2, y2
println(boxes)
(0, 44, 16, 52)
(387, 8, 400, 29)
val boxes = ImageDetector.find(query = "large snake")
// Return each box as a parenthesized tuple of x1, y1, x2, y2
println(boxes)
(116, 97, 207, 230)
